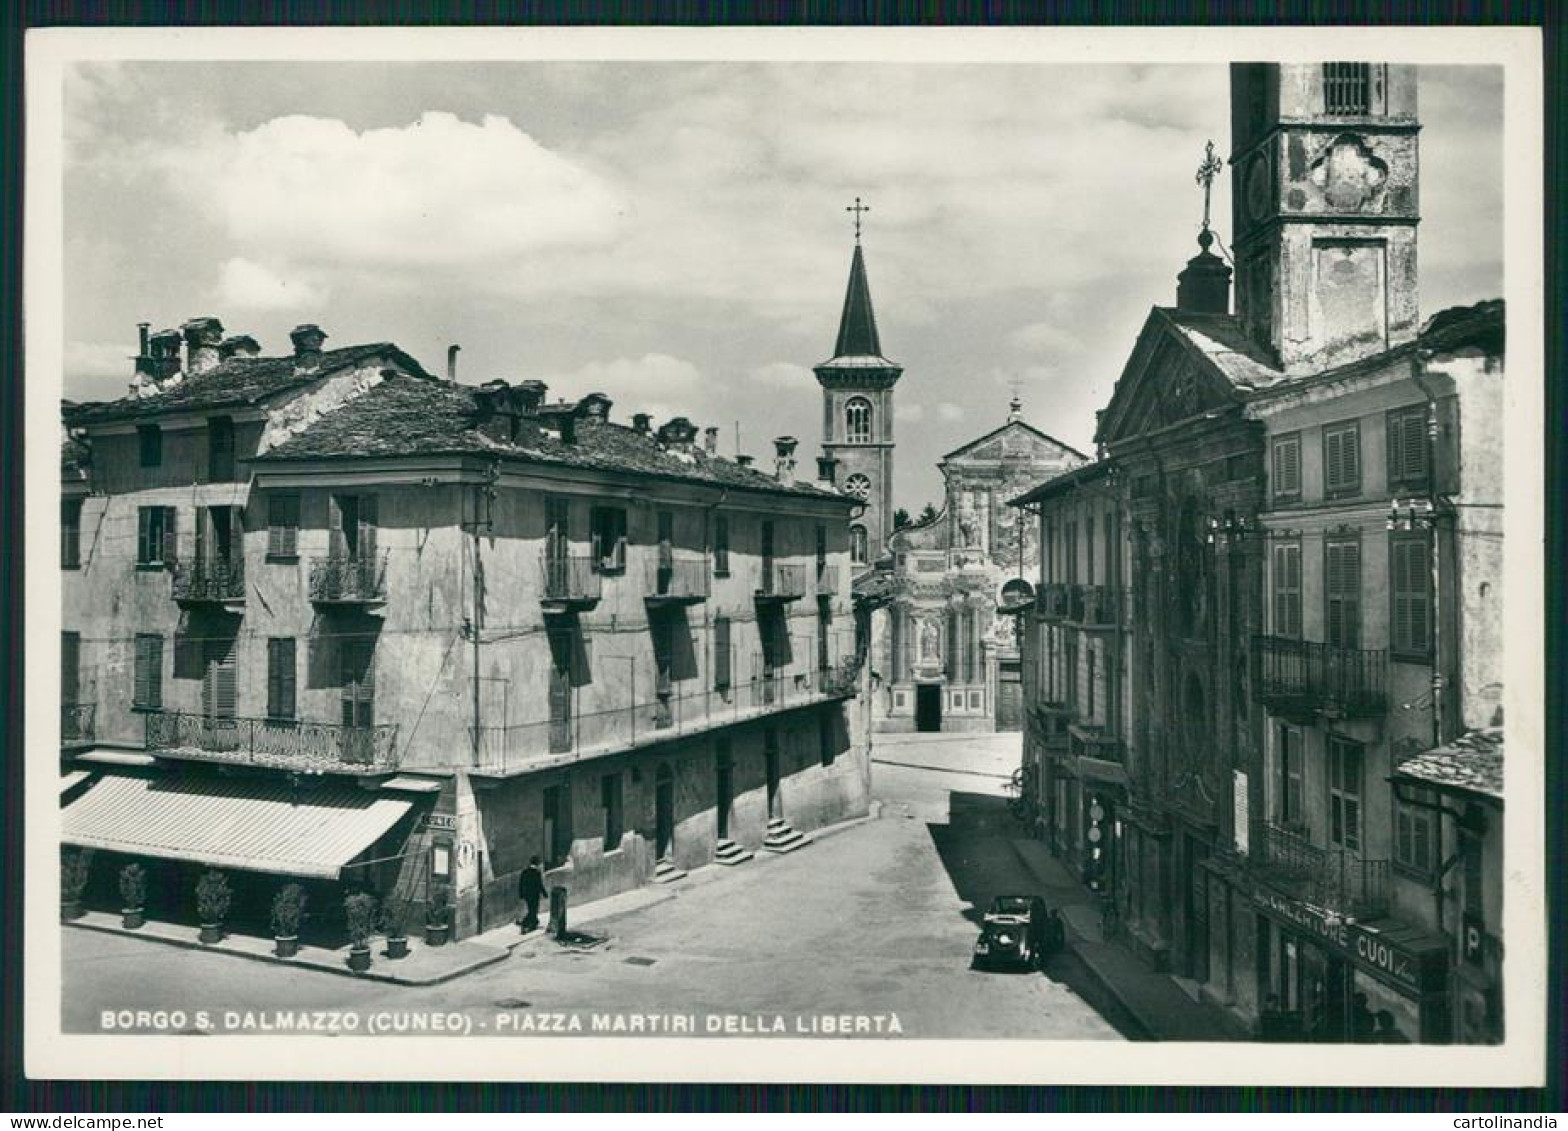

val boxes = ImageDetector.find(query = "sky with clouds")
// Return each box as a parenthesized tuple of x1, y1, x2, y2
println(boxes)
(61, 61, 1502, 511)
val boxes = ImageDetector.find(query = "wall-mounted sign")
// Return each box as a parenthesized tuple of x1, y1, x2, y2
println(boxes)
(424, 813, 457, 832)
(1463, 913, 1486, 966)
(1233, 771, 1250, 855)
(457, 840, 476, 869)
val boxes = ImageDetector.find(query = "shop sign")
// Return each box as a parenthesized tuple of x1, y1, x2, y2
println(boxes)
(424, 813, 457, 832)
(1254, 890, 1428, 994)
(1462, 913, 1486, 966)
(1233, 771, 1249, 855)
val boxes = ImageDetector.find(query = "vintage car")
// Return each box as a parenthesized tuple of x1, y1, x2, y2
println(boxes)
(971, 895, 1052, 971)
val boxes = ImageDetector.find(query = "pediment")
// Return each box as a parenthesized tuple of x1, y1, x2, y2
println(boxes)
(942, 420, 1087, 465)
(1095, 310, 1248, 447)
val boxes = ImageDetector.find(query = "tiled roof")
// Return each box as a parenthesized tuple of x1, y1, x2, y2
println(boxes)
(1008, 457, 1113, 507)
(64, 344, 432, 426)
(254, 372, 851, 502)
(1157, 308, 1285, 390)
(1394, 727, 1504, 802)
(1421, 298, 1505, 357)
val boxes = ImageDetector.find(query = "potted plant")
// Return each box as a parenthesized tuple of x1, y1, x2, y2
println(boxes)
(344, 892, 378, 973)
(270, 883, 307, 958)
(195, 869, 232, 944)
(118, 863, 147, 930)
(380, 897, 410, 960)
(423, 887, 450, 948)
(60, 848, 93, 921)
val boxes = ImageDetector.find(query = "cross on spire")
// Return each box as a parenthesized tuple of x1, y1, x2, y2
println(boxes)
(1195, 140, 1223, 233)
(846, 196, 870, 244)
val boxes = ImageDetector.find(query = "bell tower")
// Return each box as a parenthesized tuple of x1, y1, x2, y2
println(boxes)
(1229, 62, 1420, 374)
(815, 199, 901, 566)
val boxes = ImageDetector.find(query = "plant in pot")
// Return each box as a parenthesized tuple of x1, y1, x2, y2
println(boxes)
(344, 892, 378, 973)
(270, 883, 307, 958)
(118, 863, 147, 930)
(423, 887, 450, 947)
(194, 869, 232, 944)
(60, 848, 93, 921)
(380, 897, 410, 960)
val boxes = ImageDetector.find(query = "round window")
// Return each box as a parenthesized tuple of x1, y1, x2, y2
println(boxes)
(843, 473, 872, 499)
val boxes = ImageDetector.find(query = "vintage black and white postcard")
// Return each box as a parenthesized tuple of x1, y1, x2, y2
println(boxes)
(23, 26, 1546, 1085)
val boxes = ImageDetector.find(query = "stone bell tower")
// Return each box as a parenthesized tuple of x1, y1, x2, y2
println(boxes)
(1229, 62, 1420, 374)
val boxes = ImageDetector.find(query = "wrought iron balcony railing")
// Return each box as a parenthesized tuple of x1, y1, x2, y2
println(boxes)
(757, 563, 807, 603)
(1253, 635, 1388, 720)
(62, 703, 96, 746)
(540, 553, 603, 611)
(171, 557, 246, 606)
(145, 710, 399, 773)
(308, 551, 389, 606)
(1078, 584, 1119, 629)
(646, 552, 710, 604)
(1254, 822, 1390, 920)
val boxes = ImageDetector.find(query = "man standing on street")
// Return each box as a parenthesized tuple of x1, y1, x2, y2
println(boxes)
(518, 855, 545, 933)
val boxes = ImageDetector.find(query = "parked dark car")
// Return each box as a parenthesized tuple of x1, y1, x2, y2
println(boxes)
(972, 895, 1051, 971)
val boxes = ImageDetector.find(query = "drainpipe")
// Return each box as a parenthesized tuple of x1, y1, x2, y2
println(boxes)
(1411, 366, 1449, 750)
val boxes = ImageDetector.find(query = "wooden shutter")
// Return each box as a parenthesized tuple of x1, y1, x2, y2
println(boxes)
(340, 638, 375, 727)
(328, 495, 346, 559)
(358, 495, 378, 561)
(268, 638, 296, 720)
(1325, 540, 1361, 648)
(1272, 543, 1302, 638)
(202, 636, 236, 719)
(1324, 424, 1361, 495)
(137, 508, 151, 565)
(161, 507, 178, 565)
(134, 634, 163, 709)
(1272, 435, 1301, 498)
(1392, 538, 1431, 654)
(268, 495, 299, 558)
(1388, 408, 1428, 488)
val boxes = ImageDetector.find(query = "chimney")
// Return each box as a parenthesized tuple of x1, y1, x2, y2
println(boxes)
(137, 323, 150, 356)
(290, 324, 328, 370)
(577, 392, 612, 422)
(132, 322, 155, 386)
(514, 380, 548, 415)
(773, 435, 799, 486)
(816, 454, 838, 487)
(657, 417, 698, 454)
(182, 316, 224, 376)
(703, 426, 719, 455)
(474, 379, 519, 442)
(632, 412, 652, 435)
(219, 335, 261, 361)
(447, 344, 461, 382)
(1175, 229, 1232, 315)
(147, 328, 183, 384)
(736, 454, 755, 468)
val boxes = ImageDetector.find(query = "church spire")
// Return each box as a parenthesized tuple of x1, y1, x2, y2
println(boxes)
(833, 242, 884, 359)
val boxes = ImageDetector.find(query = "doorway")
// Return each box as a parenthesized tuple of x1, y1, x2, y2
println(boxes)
(655, 765, 675, 862)
(715, 751, 733, 841)
(996, 661, 1023, 731)
(915, 683, 943, 732)
(764, 732, 781, 819)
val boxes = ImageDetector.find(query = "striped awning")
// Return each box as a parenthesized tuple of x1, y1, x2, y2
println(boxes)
(62, 774, 417, 880)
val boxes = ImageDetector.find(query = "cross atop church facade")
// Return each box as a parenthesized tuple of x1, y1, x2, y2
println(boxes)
(846, 196, 870, 244)
(1195, 140, 1223, 232)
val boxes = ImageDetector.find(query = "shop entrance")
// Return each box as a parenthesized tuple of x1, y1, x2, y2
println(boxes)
(915, 684, 942, 732)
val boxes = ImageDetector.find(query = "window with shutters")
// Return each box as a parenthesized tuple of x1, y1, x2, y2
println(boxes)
(1390, 534, 1433, 658)
(590, 505, 627, 573)
(1386, 405, 1431, 492)
(340, 637, 375, 728)
(1271, 432, 1303, 503)
(61, 499, 82, 569)
(1324, 537, 1362, 648)
(208, 416, 236, 482)
(61, 632, 81, 707)
(1323, 421, 1362, 498)
(1276, 724, 1304, 826)
(713, 515, 730, 575)
(543, 783, 572, 868)
(136, 506, 177, 567)
(1394, 785, 1438, 876)
(1271, 542, 1303, 638)
(1328, 737, 1363, 852)
(267, 494, 300, 560)
(267, 637, 297, 722)
(132, 633, 163, 710)
(201, 636, 238, 720)
(713, 616, 732, 691)
(138, 425, 163, 469)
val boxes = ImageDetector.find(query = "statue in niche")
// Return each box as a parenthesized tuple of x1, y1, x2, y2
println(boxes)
(919, 618, 940, 663)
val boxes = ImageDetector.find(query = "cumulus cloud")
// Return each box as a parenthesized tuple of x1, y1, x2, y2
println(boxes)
(217, 257, 327, 311)
(64, 339, 135, 380)
(937, 402, 966, 422)
(1009, 321, 1085, 354)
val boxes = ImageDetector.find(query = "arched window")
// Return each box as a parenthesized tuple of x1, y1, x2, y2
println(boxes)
(850, 524, 869, 565)
(845, 397, 873, 444)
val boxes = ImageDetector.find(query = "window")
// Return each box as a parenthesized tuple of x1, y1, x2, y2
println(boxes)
(1323, 421, 1362, 498)
(601, 774, 624, 851)
(1065, 521, 1078, 584)
(1272, 433, 1303, 502)
(1271, 542, 1303, 638)
(1395, 786, 1438, 875)
(267, 637, 297, 721)
(1323, 62, 1372, 114)
(713, 616, 732, 691)
(547, 626, 573, 752)
(713, 515, 730, 575)
(340, 638, 375, 727)
(1277, 725, 1304, 825)
(1386, 405, 1431, 492)
(138, 425, 162, 469)
(201, 636, 237, 720)
(590, 506, 627, 572)
(1324, 538, 1362, 648)
(61, 499, 82, 569)
(133, 633, 163, 710)
(1328, 737, 1363, 852)
(543, 783, 572, 868)
(850, 524, 868, 565)
(817, 599, 831, 673)
(136, 506, 177, 567)
(845, 397, 872, 444)
(208, 416, 235, 481)
(1390, 534, 1432, 657)
(267, 494, 300, 559)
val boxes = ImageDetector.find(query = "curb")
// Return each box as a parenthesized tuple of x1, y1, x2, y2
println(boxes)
(65, 917, 508, 987)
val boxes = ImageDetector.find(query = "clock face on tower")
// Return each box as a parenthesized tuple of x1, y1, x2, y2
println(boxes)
(1245, 152, 1272, 224)
(843, 473, 873, 500)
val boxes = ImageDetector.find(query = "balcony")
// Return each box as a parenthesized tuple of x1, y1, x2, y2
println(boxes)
(541, 554, 602, 613)
(1036, 583, 1071, 621)
(1253, 635, 1388, 720)
(645, 552, 709, 607)
(61, 703, 96, 748)
(1076, 585, 1119, 630)
(1254, 822, 1390, 920)
(145, 711, 400, 774)
(309, 552, 389, 607)
(756, 562, 806, 604)
(171, 557, 246, 609)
